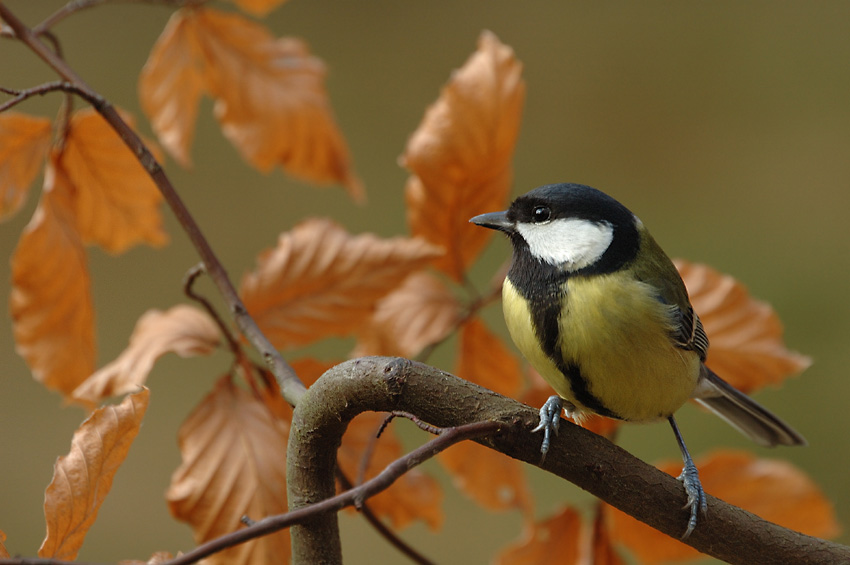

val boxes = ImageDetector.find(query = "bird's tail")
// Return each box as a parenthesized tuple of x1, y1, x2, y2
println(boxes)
(692, 366, 807, 447)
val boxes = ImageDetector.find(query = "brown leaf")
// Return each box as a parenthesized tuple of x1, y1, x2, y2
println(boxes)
(167, 376, 290, 565)
(338, 412, 443, 530)
(240, 217, 443, 349)
(229, 0, 289, 17)
(139, 10, 205, 167)
(73, 305, 221, 405)
(580, 506, 625, 565)
(494, 506, 581, 565)
(39, 389, 150, 560)
(609, 450, 841, 563)
(439, 317, 531, 511)
(141, 8, 362, 199)
(119, 551, 175, 565)
(402, 30, 525, 280)
(60, 108, 168, 253)
(675, 260, 812, 393)
(0, 529, 9, 559)
(11, 159, 95, 397)
(0, 112, 52, 221)
(354, 271, 462, 357)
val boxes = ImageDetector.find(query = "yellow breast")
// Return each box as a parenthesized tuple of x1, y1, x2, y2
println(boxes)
(503, 273, 700, 422)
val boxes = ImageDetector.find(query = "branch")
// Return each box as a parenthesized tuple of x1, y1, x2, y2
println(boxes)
(162, 419, 500, 565)
(287, 356, 850, 565)
(0, 5, 306, 406)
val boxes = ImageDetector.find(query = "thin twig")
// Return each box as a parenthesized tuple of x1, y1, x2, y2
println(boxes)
(32, 0, 207, 36)
(0, 4, 306, 406)
(0, 80, 80, 113)
(165, 420, 502, 565)
(336, 468, 435, 565)
(183, 263, 242, 356)
(391, 410, 444, 435)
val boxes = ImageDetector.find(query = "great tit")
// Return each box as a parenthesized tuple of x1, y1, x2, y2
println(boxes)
(470, 182, 806, 538)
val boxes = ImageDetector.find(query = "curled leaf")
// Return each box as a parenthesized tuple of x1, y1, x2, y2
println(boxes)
(60, 108, 168, 254)
(609, 450, 841, 563)
(0, 112, 52, 221)
(168, 376, 290, 565)
(11, 159, 95, 397)
(240, 218, 443, 349)
(354, 271, 462, 357)
(403, 30, 525, 280)
(675, 260, 811, 393)
(73, 305, 221, 405)
(39, 389, 150, 560)
(494, 506, 581, 565)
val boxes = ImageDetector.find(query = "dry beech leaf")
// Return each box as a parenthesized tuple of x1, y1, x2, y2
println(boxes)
(141, 8, 362, 199)
(440, 318, 531, 511)
(354, 271, 462, 357)
(609, 449, 840, 563)
(0, 112, 52, 221)
(119, 551, 175, 565)
(73, 305, 221, 405)
(0, 529, 9, 558)
(138, 9, 205, 167)
(11, 159, 95, 397)
(676, 259, 811, 393)
(168, 376, 290, 565)
(494, 506, 581, 565)
(240, 217, 443, 349)
(229, 0, 288, 17)
(582, 507, 626, 565)
(60, 108, 168, 254)
(402, 30, 525, 280)
(39, 388, 150, 560)
(338, 412, 443, 530)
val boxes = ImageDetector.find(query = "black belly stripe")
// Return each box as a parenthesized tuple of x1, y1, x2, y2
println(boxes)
(530, 282, 620, 420)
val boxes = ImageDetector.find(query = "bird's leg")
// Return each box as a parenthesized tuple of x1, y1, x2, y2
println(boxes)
(532, 395, 574, 460)
(668, 415, 707, 539)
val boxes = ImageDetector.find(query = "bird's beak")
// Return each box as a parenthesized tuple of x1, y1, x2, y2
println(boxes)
(469, 211, 514, 233)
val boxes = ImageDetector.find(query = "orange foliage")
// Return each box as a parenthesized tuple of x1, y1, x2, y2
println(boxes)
(11, 159, 95, 397)
(0, 112, 51, 221)
(73, 305, 222, 405)
(495, 506, 582, 565)
(439, 318, 532, 512)
(676, 259, 811, 393)
(39, 389, 150, 560)
(140, 7, 362, 199)
(355, 271, 462, 358)
(609, 450, 840, 563)
(0, 530, 9, 558)
(168, 377, 290, 565)
(240, 217, 442, 349)
(403, 30, 525, 280)
(59, 109, 167, 253)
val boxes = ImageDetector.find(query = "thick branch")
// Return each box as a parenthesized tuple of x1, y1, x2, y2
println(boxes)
(0, 5, 305, 406)
(287, 356, 850, 565)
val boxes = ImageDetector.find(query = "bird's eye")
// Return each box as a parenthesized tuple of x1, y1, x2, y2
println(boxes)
(532, 206, 551, 223)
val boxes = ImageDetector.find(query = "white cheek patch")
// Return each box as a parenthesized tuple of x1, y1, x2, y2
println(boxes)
(516, 218, 614, 270)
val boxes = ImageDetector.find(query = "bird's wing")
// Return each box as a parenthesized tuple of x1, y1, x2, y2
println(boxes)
(671, 306, 709, 362)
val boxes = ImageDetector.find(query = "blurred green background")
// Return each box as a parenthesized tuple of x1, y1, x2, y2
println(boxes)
(1, 1, 848, 563)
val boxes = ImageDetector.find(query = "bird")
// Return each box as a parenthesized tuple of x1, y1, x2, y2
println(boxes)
(469, 182, 806, 538)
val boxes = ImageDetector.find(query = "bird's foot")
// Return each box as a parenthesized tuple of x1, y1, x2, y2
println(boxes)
(531, 395, 563, 460)
(676, 458, 708, 539)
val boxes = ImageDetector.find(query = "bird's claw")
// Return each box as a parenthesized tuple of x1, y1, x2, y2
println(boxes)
(532, 395, 563, 460)
(677, 458, 708, 539)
